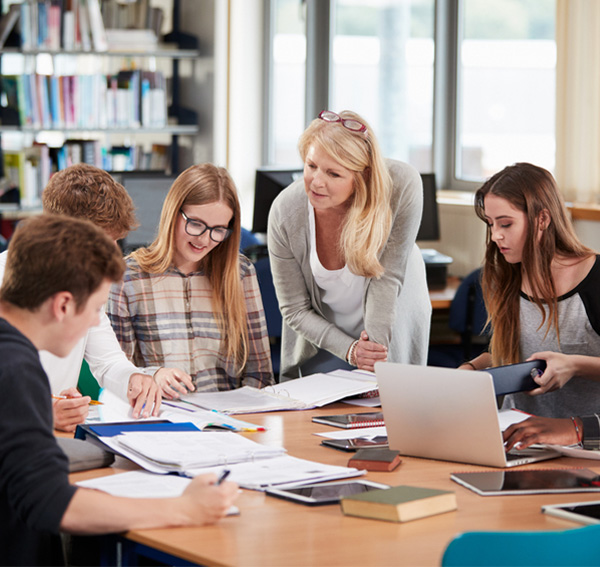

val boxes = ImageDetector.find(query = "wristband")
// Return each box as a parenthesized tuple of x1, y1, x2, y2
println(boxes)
(570, 417, 583, 447)
(347, 340, 359, 366)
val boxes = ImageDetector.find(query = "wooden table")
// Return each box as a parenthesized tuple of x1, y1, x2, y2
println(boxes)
(71, 405, 600, 566)
(429, 276, 460, 310)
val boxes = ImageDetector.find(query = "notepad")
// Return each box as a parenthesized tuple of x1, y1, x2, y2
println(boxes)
(98, 430, 286, 474)
(312, 412, 384, 429)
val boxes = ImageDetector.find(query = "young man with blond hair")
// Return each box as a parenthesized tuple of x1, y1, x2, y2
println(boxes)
(0, 214, 237, 566)
(0, 164, 193, 430)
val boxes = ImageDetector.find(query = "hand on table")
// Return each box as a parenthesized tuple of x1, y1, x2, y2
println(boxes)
(127, 373, 162, 418)
(180, 473, 239, 525)
(154, 367, 195, 400)
(503, 416, 578, 451)
(53, 387, 89, 432)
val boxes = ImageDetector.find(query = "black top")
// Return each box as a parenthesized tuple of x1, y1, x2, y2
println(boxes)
(0, 318, 77, 566)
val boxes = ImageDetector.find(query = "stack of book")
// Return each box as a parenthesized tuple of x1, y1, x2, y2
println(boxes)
(2, 70, 168, 131)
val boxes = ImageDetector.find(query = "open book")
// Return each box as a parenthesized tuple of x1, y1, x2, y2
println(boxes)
(172, 369, 378, 415)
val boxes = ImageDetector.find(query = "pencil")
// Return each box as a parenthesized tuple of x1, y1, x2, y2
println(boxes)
(52, 394, 103, 406)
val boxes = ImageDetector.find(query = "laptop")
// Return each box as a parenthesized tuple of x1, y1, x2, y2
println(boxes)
(375, 362, 561, 468)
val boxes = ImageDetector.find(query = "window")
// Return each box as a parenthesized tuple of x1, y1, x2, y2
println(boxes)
(456, 0, 556, 181)
(267, 0, 306, 165)
(265, 0, 557, 189)
(332, 0, 435, 171)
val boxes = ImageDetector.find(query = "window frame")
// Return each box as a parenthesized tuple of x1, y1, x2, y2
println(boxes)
(264, 0, 553, 192)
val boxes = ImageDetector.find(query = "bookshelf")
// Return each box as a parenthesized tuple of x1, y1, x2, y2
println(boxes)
(0, 0, 212, 207)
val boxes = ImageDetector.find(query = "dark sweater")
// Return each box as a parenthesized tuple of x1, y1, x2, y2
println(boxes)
(0, 318, 77, 566)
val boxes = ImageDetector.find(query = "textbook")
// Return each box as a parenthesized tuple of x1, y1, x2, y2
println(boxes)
(341, 485, 457, 523)
(348, 448, 401, 472)
(312, 412, 385, 429)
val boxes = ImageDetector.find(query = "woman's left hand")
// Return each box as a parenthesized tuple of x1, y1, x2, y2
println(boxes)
(353, 330, 388, 372)
(503, 416, 578, 450)
(154, 367, 195, 400)
(527, 351, 578, 395)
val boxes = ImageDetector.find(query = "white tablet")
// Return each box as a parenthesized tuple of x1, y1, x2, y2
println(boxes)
(265, 479, 389, 506)
(542, 500, 600, 525)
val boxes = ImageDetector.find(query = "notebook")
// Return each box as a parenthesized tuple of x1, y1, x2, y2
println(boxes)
(375, 362, 561, 468)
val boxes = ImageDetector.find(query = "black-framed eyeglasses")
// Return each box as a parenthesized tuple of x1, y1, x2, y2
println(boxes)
(180, 210, 232, 243)
(318, 110, 368, 134)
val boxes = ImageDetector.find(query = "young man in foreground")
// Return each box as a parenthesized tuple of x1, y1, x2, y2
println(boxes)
(0, 214, 237, 566)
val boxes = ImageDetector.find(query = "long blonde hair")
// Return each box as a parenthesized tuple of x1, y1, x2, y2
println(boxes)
(131, 164, 248, 372)
(298, 110, 392, 278)
(474, 162, 594, 365)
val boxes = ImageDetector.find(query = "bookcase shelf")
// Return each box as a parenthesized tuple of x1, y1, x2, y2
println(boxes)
(0, 125, 199, 135)
(0, 0, 214, 209)
(0, 47, 201, 59)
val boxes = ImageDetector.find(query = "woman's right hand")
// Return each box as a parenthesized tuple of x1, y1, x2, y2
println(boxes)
(154, 367, 195, 399)
(352, 331, 388, 372)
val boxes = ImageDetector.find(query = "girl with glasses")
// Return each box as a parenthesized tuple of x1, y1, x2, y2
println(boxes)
(459, 162, 600, 451)
(108, 163, 273, 396)
(268, 110, 431, 378)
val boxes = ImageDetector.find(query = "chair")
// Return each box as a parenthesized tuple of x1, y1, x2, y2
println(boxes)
(428, 268, 489, 368)
(442, 525, 600, 566)
(253, 256, 282, 380)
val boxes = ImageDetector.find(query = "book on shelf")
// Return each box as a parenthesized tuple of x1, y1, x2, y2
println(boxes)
(6, 70, 167, 130)
(0, 4, 21, 49)
(341, 485, 457, 523)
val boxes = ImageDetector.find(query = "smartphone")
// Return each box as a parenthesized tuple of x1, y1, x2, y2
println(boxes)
(321, 436, 388, 452)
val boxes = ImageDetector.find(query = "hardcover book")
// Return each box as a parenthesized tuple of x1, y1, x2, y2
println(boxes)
(348, 448, 401, 472)
(341, 485, 457, 523)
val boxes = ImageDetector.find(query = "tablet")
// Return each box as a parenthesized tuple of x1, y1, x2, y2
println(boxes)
(487, 359, 546, 396)
(265, 479, 389, 506)
(542, 500, 600, 525)
(451, 468, 600, 496)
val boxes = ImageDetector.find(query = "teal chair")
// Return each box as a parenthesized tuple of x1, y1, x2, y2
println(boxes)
(442, 525, 600, 566)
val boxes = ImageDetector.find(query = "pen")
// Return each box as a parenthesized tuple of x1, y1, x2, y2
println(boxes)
(216, 469, 231, 485)
(52, 394, 103, 406)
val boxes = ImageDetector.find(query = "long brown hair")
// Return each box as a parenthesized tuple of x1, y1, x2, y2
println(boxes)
(298, 110, 392, 278)
(131, 164, 248, 371)
(474, 162, 594, 365)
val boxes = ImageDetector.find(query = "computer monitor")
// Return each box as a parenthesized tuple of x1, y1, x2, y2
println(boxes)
(252, 167, 304, 234)
(416, 173, 440, 241)
(116, 172, 176, 252)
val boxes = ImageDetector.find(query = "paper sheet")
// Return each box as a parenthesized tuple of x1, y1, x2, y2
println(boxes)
(313, 426, 387, 440)
(186, 454, 365, 490)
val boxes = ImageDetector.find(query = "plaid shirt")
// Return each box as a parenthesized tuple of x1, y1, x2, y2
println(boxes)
(107, 255, 273, 392)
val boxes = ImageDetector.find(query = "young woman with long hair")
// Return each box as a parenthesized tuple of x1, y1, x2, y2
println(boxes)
(108, 163, 273, 396)
(460, 162, 600, 450)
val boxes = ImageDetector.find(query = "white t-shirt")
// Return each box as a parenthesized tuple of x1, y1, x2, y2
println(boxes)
(308, 202, 365, 338)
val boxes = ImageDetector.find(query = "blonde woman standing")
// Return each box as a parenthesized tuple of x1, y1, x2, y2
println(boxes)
(268, 110, 431, 380)
(108, 163, 273, 396)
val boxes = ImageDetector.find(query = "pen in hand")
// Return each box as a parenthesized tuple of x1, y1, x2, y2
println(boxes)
(216, 469, 231, 485)
(52, 394, 103, 406)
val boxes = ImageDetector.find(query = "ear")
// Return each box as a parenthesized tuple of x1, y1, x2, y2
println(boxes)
(538, 209, 551, 231)
(49, 291, 75, 322)
(361, 167, 371, 185)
